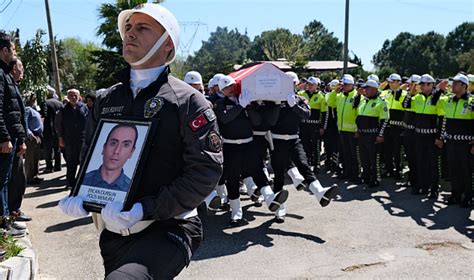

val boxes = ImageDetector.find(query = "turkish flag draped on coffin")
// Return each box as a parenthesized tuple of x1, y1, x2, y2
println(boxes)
(227, 63, 294, 102)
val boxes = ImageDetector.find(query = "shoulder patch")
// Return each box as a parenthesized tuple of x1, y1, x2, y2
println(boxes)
(206, 131, 222, 153)
(203, 108, 216, 122)
(189, 113, 208, 132)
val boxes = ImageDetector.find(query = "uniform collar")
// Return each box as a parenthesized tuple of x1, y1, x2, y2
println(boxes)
(130, 65, 167, 98)
(453, 92, 468, 101)
(114, 66, 170, 97)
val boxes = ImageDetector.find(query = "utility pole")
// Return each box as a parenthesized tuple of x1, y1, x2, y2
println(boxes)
(44, 0, 61, 98)
(343, 0, 350, 74)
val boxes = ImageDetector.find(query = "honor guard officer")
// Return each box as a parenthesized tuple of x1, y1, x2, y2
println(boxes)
(402, 74, 421, 188)
(215, 76, 286, 225)
(327, 75, 361, 182)
(298, 76, 327, 173)
(59, 4, 223, 279)
(381, 74, 406, 179)
(438, 74, 473, 208)
(184, 70, 204, 93)
(403, 74, 445, 198)
(270, 91, 338, 223)
(356, 80, 389, 188)
(206, 73, 226, 104)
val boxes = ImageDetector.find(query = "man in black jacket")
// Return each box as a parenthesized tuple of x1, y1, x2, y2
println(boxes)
(55, 89, 88, 189)
(41, 86, 63, 173)
(0, 33, 27, 236)
(59, 3, 223, 279)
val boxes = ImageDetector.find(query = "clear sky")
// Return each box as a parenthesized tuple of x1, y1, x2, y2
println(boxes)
(1, 0, 473, 71)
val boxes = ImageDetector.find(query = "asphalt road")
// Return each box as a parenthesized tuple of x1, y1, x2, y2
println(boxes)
(22, 161, 473, 279)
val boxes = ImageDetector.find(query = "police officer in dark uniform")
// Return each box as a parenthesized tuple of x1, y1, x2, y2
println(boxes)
(270, 91, 338, 222)
(439, 74, 473, 208)
(356, 80, 389, 188)
(215, 76, 287, 225)
(59, 4, 223, 279)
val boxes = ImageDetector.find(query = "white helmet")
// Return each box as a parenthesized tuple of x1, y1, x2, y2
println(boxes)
(208, 77, 216, 87)
(367, 74, 380, 83)
(118, 3, 180, 66)
(184, 71, 203, 85)
(328, 79, 339, 87)
(212, 73, 225, 84)
(218, 76, 236, 91)
(285, 71, 299, 84)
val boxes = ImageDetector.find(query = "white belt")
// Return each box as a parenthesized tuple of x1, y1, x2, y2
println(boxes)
(106, 220, 155, 236)
(104, 208, 198, 236)
(271, 133, 299, 140)
(253, 131, 267, 136)
(223, 137, 253, 144)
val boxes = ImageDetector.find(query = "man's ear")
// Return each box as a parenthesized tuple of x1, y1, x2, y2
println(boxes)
(163, 37, 174, 53)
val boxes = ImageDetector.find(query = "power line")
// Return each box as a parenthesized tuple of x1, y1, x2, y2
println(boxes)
(0, 0, 12, 13)
(179, 21, 208, 57)
(4, 0, 23, 29)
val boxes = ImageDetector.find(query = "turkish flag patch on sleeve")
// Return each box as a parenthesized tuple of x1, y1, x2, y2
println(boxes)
(188, 113, 209, 132)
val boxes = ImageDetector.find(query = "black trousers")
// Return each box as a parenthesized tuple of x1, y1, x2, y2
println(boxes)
(384, 126, 403, 174)
(101, 218, 201, 279)
(359, 134, 381, 184)
(271, 138, 316, 193)
(299, 123, 321, 168)
(415, 135, 440, 192)
(340, 131, 360, 179)
(25, 136, 41, 181)
(64, 142, 82, 188)
(403, 131, 417, 187)
(324, 125, 339, 170)
(446, 142, 472, 203)
(8, 154, 26, 213)
(222, 142, 268, 200)
(43, 134, 61, 170)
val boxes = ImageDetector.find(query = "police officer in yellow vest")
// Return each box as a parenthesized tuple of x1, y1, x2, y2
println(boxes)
(298, 76, 327, 173)
(438, 74, 473, 208)
(327, 75, 361, 182)
(323, 79, 342, 173)
(381, 73, 406, 179)
(356, 79, 389, 188)
(403, 74, 445, 198)
(402, 74, 421, 188)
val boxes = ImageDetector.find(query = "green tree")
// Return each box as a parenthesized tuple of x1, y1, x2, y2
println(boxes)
(248, 28, 307, 68)
(302, 20, 343, 60)
(20, 30, 49, 103)
(187, 27, 251, 81)
(445, 22, 474, 74)
(51, 37, 100, 94)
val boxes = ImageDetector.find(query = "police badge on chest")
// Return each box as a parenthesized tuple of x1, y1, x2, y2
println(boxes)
(144, 96, 164, 118)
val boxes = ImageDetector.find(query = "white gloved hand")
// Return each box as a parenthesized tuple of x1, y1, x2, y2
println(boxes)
(101, 202, 144, 230)
(287, 93, 297, 107)
(58, 196, 89, 218)
(239, 90, 253, 108)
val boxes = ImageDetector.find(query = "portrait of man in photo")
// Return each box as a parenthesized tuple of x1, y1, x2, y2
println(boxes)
(82, 123, 138, 192)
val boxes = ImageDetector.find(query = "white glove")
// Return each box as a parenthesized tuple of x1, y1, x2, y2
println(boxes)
(101, 202, 144, 230)
(58, 196, 89, 218)
(287, 93, 297, 107)
(239, 90, 253, 108)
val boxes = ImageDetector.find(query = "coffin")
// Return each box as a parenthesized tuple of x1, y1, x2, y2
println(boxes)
(228, 63, 293, 102)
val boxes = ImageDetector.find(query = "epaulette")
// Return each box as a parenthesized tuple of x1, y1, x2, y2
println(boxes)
(99, 82, 123, 98)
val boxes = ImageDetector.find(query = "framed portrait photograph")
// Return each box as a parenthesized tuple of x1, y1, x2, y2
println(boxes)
(72, 118, 153, 213)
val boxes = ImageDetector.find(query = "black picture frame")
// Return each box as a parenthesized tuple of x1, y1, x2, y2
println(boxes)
(72, 118, 153, 213)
